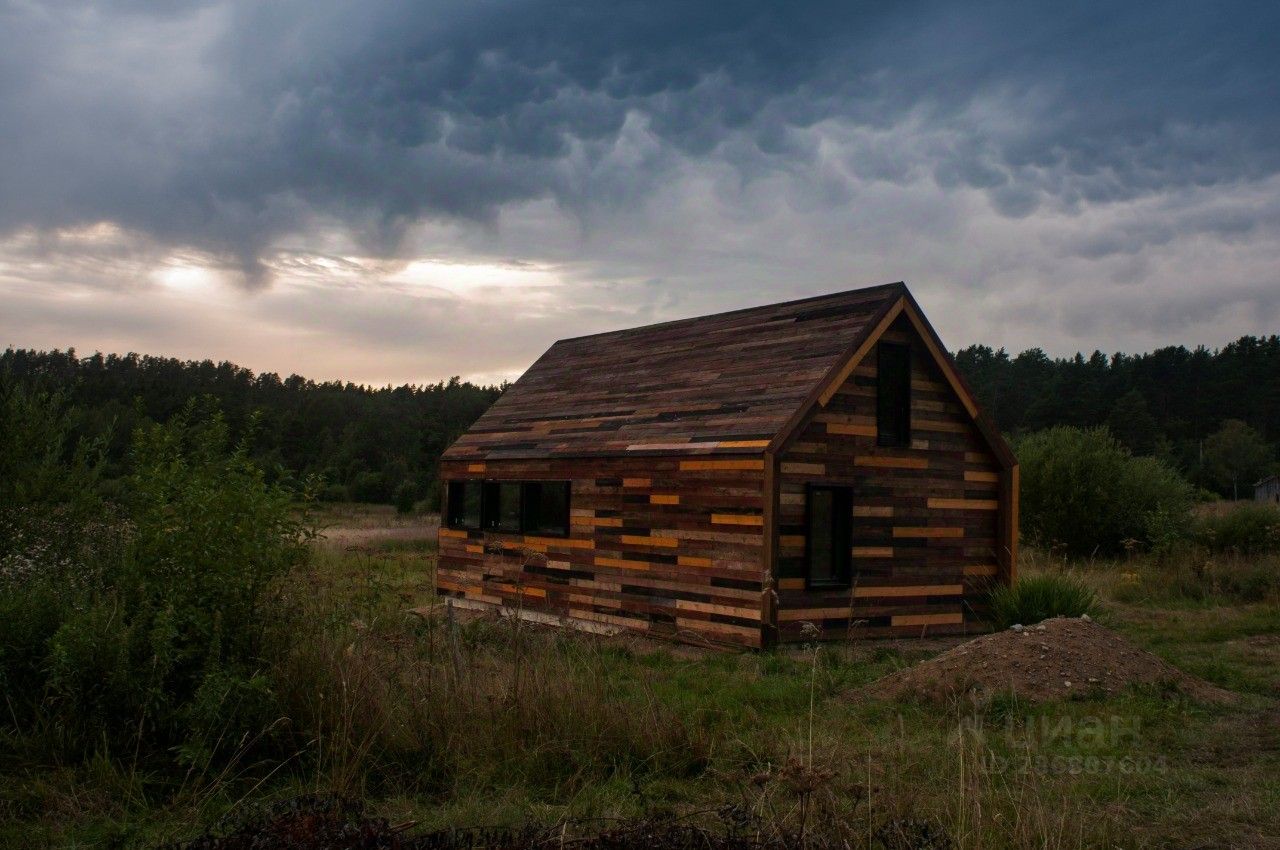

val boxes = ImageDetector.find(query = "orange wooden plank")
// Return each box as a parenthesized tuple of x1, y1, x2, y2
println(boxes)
(854, 455, 928, 469)
(679, 459, 765, 471)
(927, 498, 999, 510)
(621, 534, 678, 548)
(826, 422, 877, 437)
(711, 513, 764, 526)
(853, 584, 963, 598)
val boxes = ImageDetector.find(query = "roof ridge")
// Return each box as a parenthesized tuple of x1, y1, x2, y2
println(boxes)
(555, 281, 906, 344)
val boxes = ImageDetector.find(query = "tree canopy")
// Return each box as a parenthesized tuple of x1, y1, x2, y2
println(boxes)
(5, 334, 1278, 503)
(1, 348, 503, 505)
(956, 335, 1280, 494)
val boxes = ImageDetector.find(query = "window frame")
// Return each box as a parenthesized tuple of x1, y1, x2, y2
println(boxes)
(445, 479, 483, 530)
(803, 483, 854, 590)
(484, 481, 524, 532)
(875, 341, 912, 448)
(521, 480, 572, 537)
(445, 478, 572, 537)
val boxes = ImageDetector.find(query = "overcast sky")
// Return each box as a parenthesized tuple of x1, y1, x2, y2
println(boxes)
(2, 1, 1277, 385)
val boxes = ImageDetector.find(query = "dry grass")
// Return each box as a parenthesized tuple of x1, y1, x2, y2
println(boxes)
(5, 521, 1279, 849)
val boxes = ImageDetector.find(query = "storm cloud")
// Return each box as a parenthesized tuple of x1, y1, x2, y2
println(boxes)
(1, 0, 1278, 382)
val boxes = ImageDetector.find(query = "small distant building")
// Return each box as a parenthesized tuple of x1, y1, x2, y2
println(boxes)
(1257, 475, 1280, 504)
(437, 282, 1017, 648)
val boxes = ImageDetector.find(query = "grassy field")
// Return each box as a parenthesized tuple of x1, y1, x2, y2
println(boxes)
(4, 506, 1278, 849)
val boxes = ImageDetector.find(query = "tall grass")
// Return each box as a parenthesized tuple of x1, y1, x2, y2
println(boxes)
(263, 579, 714, 798)
(1194, 503, 1280, 555)
(988, 574, 1097, 628)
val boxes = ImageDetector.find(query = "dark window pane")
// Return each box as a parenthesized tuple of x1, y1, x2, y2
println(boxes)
(496, 482, 522, 531)
(461, 482, 481, 528)
(808, 488, 835, 584)
(523, 481, 570, 535)
(447, 481, 464, 528)
(807, 486, 852, 586)
(876, 342, 911, 447)
(446, 481, 481, 529)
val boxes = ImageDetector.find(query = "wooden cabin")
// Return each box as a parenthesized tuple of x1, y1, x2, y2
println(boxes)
(437, 282, 1018, 648)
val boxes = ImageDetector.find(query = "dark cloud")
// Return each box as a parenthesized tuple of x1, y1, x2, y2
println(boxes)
(2, 0, 1278, 285)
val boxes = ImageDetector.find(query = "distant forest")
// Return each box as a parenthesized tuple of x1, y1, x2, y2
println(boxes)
(0, 348, 502, 507)
(4, 336, 1278, 505)
(956, 336, 1280, 494)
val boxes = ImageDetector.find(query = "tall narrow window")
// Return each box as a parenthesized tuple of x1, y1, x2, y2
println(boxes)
(446, 480, 482, 529)
(876, 341, 911, 447)
(806, 485, 852, 587)
(522, 481, 570, 536)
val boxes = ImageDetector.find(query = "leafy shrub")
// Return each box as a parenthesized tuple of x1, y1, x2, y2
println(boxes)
(1194, 503, 1280, 554)
(1015, 426, 1194, 557)
(1, 389, 311, 760)
(393, 481, 417, 515)
(0, 379, 113, 711)
(318, 482, 350, 502)
(348, 470, 390, 503)
(989, 574, 1097, 628)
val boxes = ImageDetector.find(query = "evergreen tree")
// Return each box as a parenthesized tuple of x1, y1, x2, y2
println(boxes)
(1203, 419, 1273, 500)
(1106, 389, 1160, 455)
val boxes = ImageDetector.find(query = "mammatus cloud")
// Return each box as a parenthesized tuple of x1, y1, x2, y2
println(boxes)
(1, 0, 1277, 382)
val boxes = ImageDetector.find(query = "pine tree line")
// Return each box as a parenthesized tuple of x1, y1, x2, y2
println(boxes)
(0, 348, 503, 505)
(4, 335, 1278, 504)
(955, 335, 1280, 495)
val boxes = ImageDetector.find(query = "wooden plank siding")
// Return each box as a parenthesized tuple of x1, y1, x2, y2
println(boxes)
(773, 314, 1004, 642)
(437, 456, 769, 648)
(440, 284, 904, 462)
(436, 282, 1016, 649)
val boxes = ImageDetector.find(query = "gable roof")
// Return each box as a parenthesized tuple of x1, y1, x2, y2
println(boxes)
(442, 281, 1014, 467)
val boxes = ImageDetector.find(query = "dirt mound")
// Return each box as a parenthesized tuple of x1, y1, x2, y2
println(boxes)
(860, 616, 1237, 705)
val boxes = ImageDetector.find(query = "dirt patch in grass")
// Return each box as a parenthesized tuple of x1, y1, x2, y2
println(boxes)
(319, 516, 439, 548)
(857, 616, 1239, 705)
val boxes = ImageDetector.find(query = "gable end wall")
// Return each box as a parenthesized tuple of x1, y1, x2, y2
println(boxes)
(774, 314, 1005, 641)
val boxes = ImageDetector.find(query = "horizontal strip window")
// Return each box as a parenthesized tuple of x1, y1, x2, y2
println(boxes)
(446, 479, 570, 537)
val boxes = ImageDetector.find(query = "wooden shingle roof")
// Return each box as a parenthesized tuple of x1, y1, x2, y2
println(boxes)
(442, 282, 913, 461)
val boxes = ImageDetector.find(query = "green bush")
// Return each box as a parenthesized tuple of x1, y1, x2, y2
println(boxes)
(318, 482, 350, 502)
(393, 481, 418, 515)
(349, 470, 390, 503)
(989, 574, 1097, 628)
(1194, 503, 1280, 554)
(1015, 426, 1194, 557)
(1, 389, 311, 761)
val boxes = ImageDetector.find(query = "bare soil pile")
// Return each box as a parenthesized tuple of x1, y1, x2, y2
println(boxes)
(861, 616, 1237, 705)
